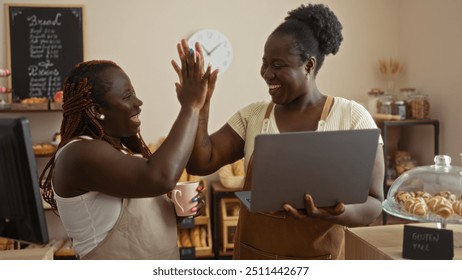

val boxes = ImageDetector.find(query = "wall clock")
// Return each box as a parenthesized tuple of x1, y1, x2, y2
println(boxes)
(187, 29, 233, 74)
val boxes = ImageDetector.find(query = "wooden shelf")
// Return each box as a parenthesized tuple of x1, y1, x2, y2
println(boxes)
(376, 118, 439, 224)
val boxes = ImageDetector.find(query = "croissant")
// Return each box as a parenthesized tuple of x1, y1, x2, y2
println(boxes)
(395, 191, 412, 205)
(434, 191, 458, 203)
(453, 200, 462, 216)
(412, 191, 432, 201)
(427, 196, 454, 218)
(404, 197, 428, 216)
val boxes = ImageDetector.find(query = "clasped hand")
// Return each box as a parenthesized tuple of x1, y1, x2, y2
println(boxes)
(282, 194, 345, 219)
(171, 39, 218, 109)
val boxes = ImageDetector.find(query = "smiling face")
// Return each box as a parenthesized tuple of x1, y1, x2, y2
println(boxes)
(260, 33, 309, 105)
(97, 67, 143, 139)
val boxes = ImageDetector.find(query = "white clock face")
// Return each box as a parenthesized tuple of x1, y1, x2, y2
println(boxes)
(187, 29, 233, 74)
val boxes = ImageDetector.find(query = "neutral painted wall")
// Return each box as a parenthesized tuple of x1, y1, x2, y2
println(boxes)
(1, 0, 461, 166)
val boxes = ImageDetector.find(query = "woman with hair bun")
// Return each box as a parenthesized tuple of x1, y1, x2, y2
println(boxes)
(176, 3, 384, 259)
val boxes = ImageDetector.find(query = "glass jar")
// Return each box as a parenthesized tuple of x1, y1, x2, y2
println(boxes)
(399, 88, 417, 101)
(377, 94, 394, 115)
(367, 88, 383, 114)
(382, 155, 462, 225)
(408, 93, 430, 119)
(394, 99, 407, 119)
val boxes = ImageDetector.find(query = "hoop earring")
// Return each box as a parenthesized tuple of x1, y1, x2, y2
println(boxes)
(99, 114, 105, 120)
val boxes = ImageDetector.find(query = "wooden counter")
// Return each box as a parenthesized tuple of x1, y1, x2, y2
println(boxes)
(0, 247, 54, 260)
(345, 223, 462, 260)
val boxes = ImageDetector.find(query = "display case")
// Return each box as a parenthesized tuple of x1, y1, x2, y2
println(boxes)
(383, 155, 462, 226)
(375, 118, 440, 224)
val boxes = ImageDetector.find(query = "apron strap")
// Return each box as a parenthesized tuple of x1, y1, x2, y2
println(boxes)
(320, 96, 334, 121)
(261, 101, 275, 134)
(244, 101, 274, 190)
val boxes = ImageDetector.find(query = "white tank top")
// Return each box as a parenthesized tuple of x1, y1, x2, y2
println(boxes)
(52, 136, 122, 257)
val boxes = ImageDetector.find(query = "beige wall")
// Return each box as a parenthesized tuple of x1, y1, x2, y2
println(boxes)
(1, 0, 461, 166)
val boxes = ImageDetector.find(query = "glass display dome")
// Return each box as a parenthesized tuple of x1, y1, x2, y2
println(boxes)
(382, 155, 462, 225)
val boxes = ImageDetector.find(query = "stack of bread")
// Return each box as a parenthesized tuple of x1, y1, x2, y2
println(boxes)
(177, 225, 208, 248)
(394, 190, 462, 218)
(218, 158, 245, 189)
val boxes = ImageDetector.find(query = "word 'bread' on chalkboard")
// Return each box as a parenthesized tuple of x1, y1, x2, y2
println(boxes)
(402, 225, 454, 260)
(6, 5, 84, 102)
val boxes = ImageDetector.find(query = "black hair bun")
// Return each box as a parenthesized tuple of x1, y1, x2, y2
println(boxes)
(286, 3, 343, 55)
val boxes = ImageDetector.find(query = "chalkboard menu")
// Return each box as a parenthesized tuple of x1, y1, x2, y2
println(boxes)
(6, 5, 84, 101)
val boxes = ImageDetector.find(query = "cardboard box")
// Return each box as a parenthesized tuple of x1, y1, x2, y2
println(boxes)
(345, 223, 462, 260)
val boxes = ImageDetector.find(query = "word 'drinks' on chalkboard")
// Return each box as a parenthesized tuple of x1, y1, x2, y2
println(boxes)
(6, 5, 84, 101)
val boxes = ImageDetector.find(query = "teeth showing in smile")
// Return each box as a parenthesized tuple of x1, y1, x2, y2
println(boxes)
(268, 85, 281, 90)
(131, 114, 140, 122)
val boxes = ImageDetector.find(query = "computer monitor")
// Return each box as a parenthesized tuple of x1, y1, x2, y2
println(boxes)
(0, 117, 49, 245)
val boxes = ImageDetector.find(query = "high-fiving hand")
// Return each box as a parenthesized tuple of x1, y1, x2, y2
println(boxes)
(171, 39, 219, 108)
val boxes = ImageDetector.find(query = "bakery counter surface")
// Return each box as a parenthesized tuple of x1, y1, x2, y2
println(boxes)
(345, 223, 462, 260)
(0, 247, 54, 260)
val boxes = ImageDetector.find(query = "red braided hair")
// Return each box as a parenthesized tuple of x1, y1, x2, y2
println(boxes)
(40, 60, 151, 209)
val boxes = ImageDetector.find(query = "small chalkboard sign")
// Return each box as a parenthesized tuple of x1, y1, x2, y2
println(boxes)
(6, 5, 84, 101)
(402, 225, 454, 260)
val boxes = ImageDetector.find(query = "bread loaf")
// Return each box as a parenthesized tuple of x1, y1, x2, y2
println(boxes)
(232, 159, 245, 176)
(427, 196, 454, 218)
(179, 229, 192, 247)
(200, 226, 208, 247)
(404, 197, 428, 216)
(190, 226, 202, 247)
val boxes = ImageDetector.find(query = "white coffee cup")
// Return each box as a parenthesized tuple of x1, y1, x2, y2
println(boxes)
(171, 181, 199, 216)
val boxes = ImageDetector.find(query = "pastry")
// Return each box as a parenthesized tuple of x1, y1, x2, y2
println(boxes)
(412, 191, 432, 201)
(434, 191, 458, 203)
(394, 191, 412, 204)
(190, 226, 202, 247)
(427, 196, 454, 218)
(33, 143, 56, 155)
(179, 229, 192, 247)
(232, 159, 245, 176)
(453, 200, 462, 216)
(21, 97, 48, 104)
(199, 226, 208, 247)
(404, 197, 428, 216)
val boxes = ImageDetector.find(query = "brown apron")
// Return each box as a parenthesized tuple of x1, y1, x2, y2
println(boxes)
(233, 96, 345, 260)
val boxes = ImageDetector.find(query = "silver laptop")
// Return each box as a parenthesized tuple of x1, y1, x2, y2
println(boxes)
(235, 129, 380, 212)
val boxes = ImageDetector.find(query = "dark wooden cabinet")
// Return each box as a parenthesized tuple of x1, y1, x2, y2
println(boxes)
(376, 119, 439, 224)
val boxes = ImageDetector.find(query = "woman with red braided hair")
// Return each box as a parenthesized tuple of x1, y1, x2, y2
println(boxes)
(40, 40, 218, 259)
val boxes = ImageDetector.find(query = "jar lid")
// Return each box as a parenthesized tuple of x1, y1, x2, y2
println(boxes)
(368, 88, 384, 96)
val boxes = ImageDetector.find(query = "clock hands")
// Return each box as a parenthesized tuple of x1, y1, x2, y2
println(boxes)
(201, 42, 222, 56)
(201, 44, 211, 56)
(208, 42, 222, 55)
